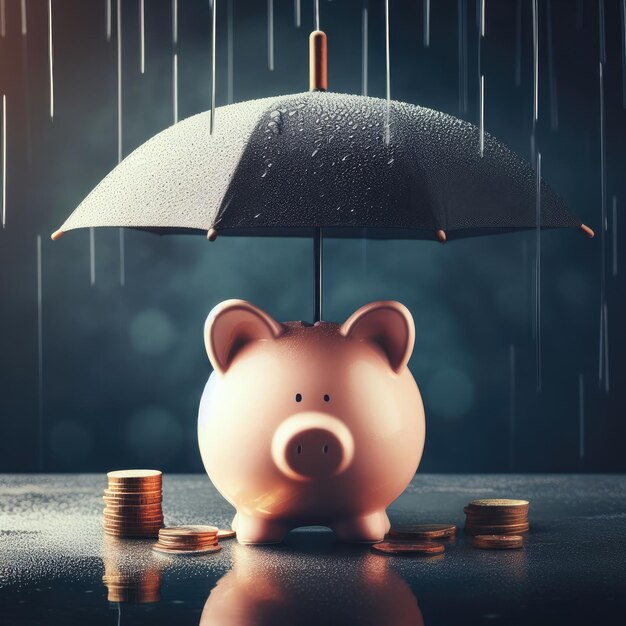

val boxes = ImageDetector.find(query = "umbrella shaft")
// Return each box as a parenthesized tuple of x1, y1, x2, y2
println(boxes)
(314, 228, 323, 323)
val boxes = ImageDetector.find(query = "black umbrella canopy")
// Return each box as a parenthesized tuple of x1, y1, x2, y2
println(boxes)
(53, 29, 592, 322)
(53, 89, 589, 242)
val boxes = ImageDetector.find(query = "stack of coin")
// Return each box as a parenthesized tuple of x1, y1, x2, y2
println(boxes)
(153, 525, 222, 555)
(464, 499, 529, 536)
(103, 470, 164, 538)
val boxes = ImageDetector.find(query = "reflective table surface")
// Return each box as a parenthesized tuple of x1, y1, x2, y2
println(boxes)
(1, 474, 625, 625)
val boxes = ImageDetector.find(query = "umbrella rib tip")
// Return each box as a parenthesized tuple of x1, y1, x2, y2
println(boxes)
(580, 223, 595, 238)
(207, 228, 218, 242)
(437, 229, 447, 243)
(51, 229, 64, 241)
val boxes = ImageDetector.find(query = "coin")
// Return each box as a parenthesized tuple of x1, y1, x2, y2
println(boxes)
(107, 469, 162, 480)
(104, 490, 162, 500)
(104, 529, 161, 538)
(152, 544, 222, 555)
(389, 524, 457, 540)
(158, 525, 218, 537)
(473, 534, 524, 549)
(468, 499, 529, 508)
(371, 541, 445, 555)
(155, 534, 217, 545)
(217, 529, 236, 540)
(103, 506, 163, 517)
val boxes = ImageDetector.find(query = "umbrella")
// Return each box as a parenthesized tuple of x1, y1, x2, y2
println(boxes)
(52, 30, 593, 322)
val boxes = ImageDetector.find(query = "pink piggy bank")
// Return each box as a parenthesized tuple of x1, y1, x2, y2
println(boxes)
(198, 299, 425, 545)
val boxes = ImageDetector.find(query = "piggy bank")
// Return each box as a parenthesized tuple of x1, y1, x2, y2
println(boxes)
(198, 299, 425, 545)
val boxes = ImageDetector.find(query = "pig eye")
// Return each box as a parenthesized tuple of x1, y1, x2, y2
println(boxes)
(323, 394, 331, 402)
(295, 393, 302, 402)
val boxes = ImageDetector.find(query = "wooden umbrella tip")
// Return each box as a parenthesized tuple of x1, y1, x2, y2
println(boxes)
(309, 30, 328, 92)
(436, 229, 447, 243)
(580, 223, 595, 238)
(207, 228, 218, 242)
(51, 229, 64, 241)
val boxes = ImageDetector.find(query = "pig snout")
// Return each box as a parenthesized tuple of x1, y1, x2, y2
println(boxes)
(271, 412, 355, 481)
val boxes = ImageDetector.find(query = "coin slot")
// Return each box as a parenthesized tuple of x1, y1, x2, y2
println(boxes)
(322, 444, 328, 454)
(296, 445, 302, 455)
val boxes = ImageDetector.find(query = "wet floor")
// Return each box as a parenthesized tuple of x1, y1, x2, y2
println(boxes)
(1, 473, 625, 625)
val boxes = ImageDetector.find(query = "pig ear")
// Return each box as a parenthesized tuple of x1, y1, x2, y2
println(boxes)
(204, 300, 283, 374)
(340, 301, 415, 373)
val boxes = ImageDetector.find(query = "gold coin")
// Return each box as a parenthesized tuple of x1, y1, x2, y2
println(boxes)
(152, 543, 222, 555)
(107, 469, 162, 480)
(468, 499, 529, 508)
(103, 507, 163, 517)
(155, 535, 218, 546)
(473, 534, 524, 549)
(105, 490, 162, 499)
(371, 541, 445, 555)
(103, 512, 164, 521)
(104, 530, 161, 538)
(465, 523, 529, 533)
(158, 525, 218, 538)
(389, 524, 457, 540)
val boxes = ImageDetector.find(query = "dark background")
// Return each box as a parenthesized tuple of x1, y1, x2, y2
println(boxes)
(0, 0, 624, 473)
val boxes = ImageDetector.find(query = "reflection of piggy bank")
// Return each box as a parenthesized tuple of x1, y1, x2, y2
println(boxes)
(198, 299, 425, 545)
(200, 543, 424, 625)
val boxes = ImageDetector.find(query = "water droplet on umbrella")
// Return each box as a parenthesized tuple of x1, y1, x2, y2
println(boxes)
(311, 148, 319, 157)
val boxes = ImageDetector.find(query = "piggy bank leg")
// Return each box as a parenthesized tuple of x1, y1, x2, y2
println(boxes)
(332, 510, 388, 543)
(234, 513, 289, 545)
